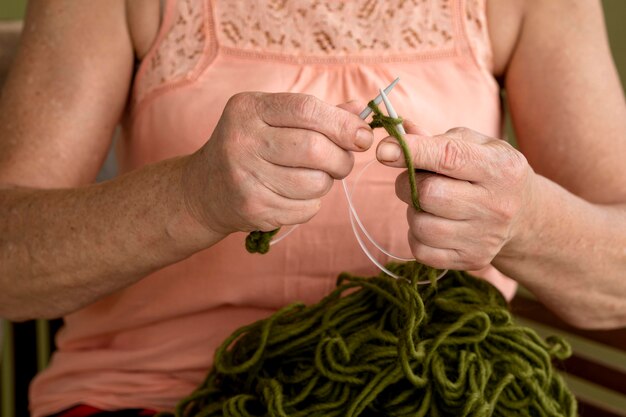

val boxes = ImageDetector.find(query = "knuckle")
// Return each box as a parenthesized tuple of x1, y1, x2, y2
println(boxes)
(308, 171, 333, 196)
(238, 186, 269, 224)
(294, 94, 320, 121)
(494, 200, 517, 223)
(455, 250, 486, 271)
(295, 200, 322, 224)
(336, 113, 354, 142)
(491, 141, 528, 178)
(439, 139, 466, 173)
(226, 92, 254, 112)
(508, 151, 529, 181)
(445, 127, 468, 138)
(339, 152, 355, 179)
(303, 134, 330, 164)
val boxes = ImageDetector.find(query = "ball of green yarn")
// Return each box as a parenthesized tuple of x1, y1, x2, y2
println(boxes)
(165, 262, 577, 417)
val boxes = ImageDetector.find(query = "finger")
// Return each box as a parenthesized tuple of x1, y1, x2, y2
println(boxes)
(251, 163, 333, 200)
(377, 127, 495, 182)
(407, 232, 464, 270)
(240, 182, 322, 231)
(258, 127, 355, 179)
(258, 196, 322, 229)
(395, 171, 486, 220)
(254, 92, 374, 152)
(406, 209, 474, 249)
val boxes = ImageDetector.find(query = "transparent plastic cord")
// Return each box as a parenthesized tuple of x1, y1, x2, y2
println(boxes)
(269, 224, 298, 246)
(345, 160, 413, 262)
(270, 78, 446, 283)
(270, 159, 446, 284)
(341, 162, 447, 284)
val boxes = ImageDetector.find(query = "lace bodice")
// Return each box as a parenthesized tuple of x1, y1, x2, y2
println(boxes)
(133, 0, 492, 108)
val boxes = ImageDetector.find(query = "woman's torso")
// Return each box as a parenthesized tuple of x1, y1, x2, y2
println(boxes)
(30, 1, 517, 415)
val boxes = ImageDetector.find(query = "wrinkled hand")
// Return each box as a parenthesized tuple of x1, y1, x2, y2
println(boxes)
(183, 92, 373, 236)
(377, 121, 536, 270)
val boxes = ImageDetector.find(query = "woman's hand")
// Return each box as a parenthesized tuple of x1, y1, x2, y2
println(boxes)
(182, 92, 373, 236)
(377, 121, 536, 271)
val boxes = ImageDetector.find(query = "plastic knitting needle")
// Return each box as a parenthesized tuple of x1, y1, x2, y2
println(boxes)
(379, 87, 406, 135)
(358, 77, 400, 119)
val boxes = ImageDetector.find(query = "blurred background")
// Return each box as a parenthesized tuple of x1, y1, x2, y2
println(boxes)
(1, 1, 625, 417)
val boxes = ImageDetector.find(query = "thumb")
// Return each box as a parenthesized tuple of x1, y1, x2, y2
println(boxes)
(377, 119, 431, 165)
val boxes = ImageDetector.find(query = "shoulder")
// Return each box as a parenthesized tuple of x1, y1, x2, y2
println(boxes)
(486, 0, 605, 80)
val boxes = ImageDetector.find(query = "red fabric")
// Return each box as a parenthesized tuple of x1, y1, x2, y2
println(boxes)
(52, 405, 156, 417)
(53, 405, 102, 417)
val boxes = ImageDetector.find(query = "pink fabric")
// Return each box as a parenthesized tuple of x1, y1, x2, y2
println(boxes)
(30, 1, 516, 415)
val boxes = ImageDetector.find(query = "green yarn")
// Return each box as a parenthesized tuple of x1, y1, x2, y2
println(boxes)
(366, 100, 421, 211)
(163, 262, 576, 417)
(246, 229, 280, 254)
(172, 103, 577, 415)
(245, 100, 419, 254)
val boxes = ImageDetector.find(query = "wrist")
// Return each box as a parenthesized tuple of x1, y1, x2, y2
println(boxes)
(166, 155, 228, 253)
(498, 171, 545, 262)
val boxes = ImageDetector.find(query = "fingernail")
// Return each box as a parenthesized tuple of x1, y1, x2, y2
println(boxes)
(355, 128, 373, 149)
(378, 142, 401, 162)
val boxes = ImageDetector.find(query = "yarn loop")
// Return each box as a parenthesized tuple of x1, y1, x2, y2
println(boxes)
(165, 263, 576, 417)
(219, 101, 577, 416)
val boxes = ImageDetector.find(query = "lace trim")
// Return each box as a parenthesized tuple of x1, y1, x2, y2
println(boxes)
(215, 0, 455, 58)
(133, 0, 209, 107)
(463, 0, 493, 72)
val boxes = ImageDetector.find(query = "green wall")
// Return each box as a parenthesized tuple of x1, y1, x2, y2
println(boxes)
(0, 1, 25, 20)
(603, 0, 626, 89)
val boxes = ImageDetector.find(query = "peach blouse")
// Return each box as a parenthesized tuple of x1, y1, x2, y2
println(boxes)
(31, 0, 516, 415)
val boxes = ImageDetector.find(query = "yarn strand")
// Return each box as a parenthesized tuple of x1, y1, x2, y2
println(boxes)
(366, 100, 421, 211)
